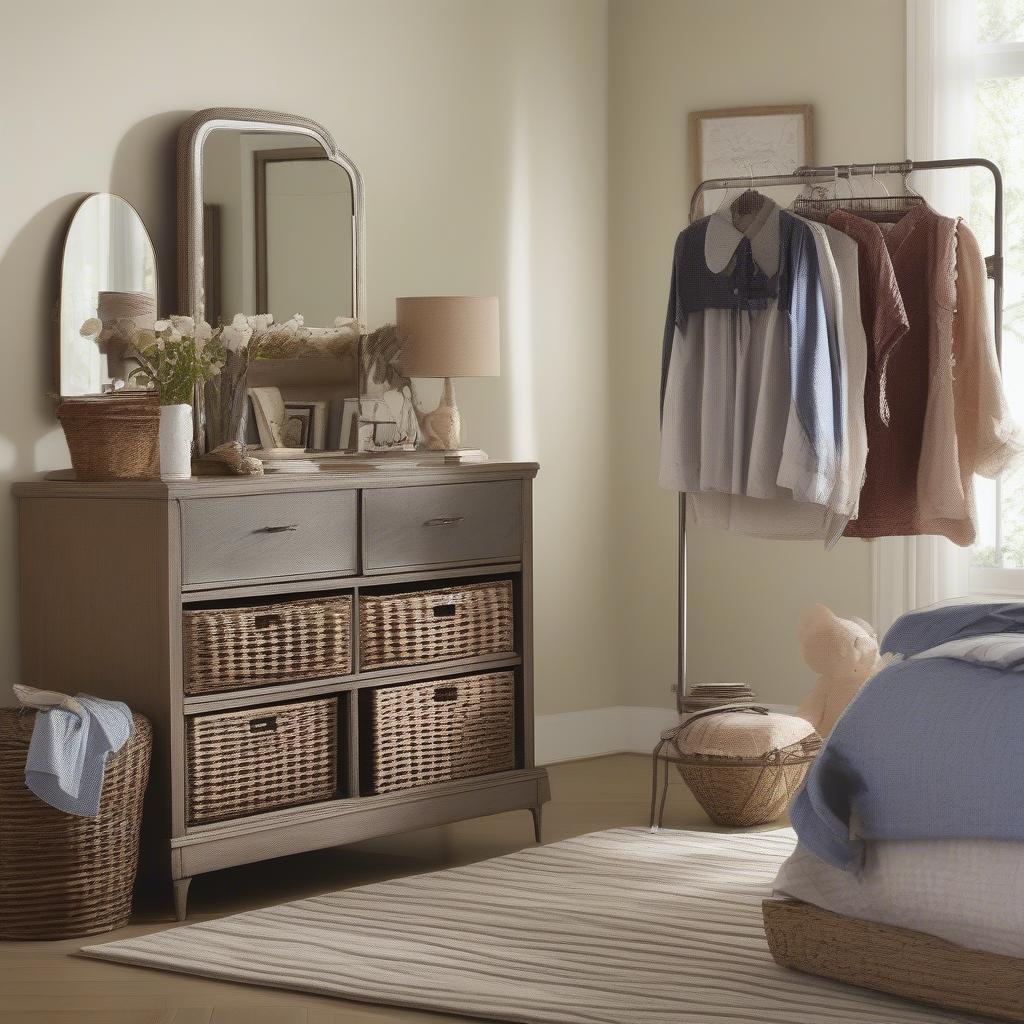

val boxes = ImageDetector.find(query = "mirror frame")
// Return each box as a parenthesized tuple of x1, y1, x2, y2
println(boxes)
(176, 107, 366, 326)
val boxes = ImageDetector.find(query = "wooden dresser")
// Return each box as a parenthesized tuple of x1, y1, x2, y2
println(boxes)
(14, 461, 548, 918)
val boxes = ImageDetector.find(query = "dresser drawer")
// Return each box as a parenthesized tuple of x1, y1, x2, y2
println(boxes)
(180, 490, 358, 586)
(362, 482, 522, 572)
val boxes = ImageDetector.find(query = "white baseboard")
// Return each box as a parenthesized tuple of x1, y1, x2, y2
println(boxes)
(534, 704, 798, 765)
(534, 706, 677, 764)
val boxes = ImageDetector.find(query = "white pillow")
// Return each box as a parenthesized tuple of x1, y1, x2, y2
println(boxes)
(774, 835, 1024, 958)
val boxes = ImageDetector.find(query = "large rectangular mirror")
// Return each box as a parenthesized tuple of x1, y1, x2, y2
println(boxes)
(178, 108, 365, 454)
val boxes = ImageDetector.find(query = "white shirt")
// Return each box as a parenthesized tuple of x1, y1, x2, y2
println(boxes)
(659, 205, 842, 510)
(687, 219, 868, 546)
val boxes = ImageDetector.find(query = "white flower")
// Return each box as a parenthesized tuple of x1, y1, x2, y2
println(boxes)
(222, 313, 254, 353)
(80, 318, 103, 339)
(170, 315, 195, 335)
(154, 319, 172, 333)
(134, 329, 157, 350)
(194, 321, 213, 348)
(249, 313, 274, 332)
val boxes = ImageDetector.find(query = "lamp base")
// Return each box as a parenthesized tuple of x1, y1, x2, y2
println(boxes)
(416, 377, 462, 450)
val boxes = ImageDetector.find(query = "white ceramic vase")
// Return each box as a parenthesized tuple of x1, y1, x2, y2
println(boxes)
(159, 403, 193, 480)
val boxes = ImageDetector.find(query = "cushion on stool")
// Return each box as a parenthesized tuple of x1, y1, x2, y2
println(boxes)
(674, 707, 816, 758)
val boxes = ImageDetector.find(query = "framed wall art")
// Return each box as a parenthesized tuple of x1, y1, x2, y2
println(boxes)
(689, 104, 814, 215)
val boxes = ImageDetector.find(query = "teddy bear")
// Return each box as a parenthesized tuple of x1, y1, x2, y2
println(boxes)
(795, 604, 888, 737)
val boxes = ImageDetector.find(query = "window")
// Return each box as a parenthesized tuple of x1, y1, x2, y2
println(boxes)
(969, 0, 1024, 594)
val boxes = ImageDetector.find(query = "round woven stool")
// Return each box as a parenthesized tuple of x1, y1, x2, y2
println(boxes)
(649, 705, 821, 829)
(0, 709, 152, 939)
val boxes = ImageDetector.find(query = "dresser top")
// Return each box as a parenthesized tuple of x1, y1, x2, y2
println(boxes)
(13, 459, 539, 500)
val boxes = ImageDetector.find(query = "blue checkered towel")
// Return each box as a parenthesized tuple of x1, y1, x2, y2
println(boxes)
(14, 684, 132, 817)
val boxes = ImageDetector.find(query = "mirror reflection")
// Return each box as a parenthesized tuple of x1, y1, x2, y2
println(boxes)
(59, 194, 157, 396)
(201, 130, 355, 325)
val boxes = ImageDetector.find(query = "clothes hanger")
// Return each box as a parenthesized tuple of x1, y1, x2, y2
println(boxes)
(729, 164, 770, 223)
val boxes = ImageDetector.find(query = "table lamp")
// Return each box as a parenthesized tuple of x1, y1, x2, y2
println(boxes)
(396, 296, 500, 454)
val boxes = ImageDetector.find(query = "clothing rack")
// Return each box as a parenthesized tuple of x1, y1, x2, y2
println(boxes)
(676, 158, 1004, 711)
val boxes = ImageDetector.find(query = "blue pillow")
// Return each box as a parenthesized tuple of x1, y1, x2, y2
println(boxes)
(881, 602, 1024, 657)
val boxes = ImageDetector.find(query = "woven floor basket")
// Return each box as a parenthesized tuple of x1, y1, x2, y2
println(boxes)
(183, 595, 352, 696)
(186, 697, 337, 825)
(0, 709, 152, 939)
(367, 671, 515, 794)
(56, 395, 160, 481)
(671, 708, 821, 827)
(359, 580, 514, 671)
(764, 898, 1024, 1023)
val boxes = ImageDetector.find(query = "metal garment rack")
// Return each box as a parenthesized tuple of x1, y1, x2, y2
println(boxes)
(675, 158, 1004, 711)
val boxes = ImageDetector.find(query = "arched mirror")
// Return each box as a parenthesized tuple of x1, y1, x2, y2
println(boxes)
(58, 193, 158, 396)
(178, 108, 365, 453)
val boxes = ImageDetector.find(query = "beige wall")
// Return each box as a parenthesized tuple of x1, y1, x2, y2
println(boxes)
(607, 0, 906, 707)
(1, 1, 908, 719)
(0, 0, 615, 715)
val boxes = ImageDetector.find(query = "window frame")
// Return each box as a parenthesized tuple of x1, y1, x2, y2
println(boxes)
(968, 37, 1024, 595)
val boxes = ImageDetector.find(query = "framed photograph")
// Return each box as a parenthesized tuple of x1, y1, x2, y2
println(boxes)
(282, 400, 327, 450)
(689, 104, 813, 215)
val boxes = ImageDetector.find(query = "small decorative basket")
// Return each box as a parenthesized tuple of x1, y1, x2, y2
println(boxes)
(669, 706, 821, 828)
(56, 394, 160, 481)
(0, 709, 152, 939)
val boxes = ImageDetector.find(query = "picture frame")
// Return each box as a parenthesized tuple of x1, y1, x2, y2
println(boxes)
(689, 104, 813, 216)
(282, 400, 327, 450)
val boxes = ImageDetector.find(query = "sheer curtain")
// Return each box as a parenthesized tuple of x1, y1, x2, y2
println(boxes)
(871, 0, 977, 633)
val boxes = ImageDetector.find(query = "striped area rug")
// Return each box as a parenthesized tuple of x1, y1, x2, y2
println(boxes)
(83, 828, 977, 1023)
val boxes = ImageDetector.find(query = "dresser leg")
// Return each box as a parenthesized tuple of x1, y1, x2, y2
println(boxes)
(173, 877, 192, 921)
(530, 806, 543, 843)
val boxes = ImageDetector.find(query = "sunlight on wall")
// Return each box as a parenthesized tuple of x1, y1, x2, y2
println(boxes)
(504, 98, 537, 461)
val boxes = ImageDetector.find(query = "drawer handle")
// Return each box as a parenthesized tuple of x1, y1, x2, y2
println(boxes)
(423, 516, 464, 528)
(433, 686, 459, 703)
(253, 613, 283, 629)
(432, 603, 458, 618)
(255, 524, 299, 534)
(249, 715, 278, 734)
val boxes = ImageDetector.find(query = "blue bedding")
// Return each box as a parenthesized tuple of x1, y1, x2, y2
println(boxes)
(790, 602, 1024, 870)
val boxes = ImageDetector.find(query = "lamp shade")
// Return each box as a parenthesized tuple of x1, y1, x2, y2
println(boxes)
(396, 296, 500, 378)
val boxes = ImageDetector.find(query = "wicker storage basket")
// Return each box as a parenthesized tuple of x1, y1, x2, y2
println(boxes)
(183, 595, 352, 696)
(671, 706, 821, 827)
(186, 697, 337, 825)
(56, 395, 160, 481)
(359, 580, 514, 671)
(0, 709, 152, 939)
(366, 671, 515, 794)
(763, 898, 1024, 1023)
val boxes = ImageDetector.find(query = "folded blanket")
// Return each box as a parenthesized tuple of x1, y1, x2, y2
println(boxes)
(14, 684, 133, 817)
(790, 602, 1024, 870)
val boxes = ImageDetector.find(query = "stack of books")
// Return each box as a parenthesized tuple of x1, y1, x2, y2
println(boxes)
(681, 683, 756, 715)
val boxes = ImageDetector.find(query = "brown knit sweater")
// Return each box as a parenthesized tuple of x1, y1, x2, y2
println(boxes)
(838, 204, 1020, 545)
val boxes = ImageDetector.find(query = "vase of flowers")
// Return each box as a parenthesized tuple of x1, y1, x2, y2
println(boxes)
(81, 315, 226, 480)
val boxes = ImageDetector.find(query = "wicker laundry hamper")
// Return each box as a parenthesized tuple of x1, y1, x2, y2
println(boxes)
(669, 706, 821, 827)
(56, 394, 160, 481)
(0, 709, 152, 939)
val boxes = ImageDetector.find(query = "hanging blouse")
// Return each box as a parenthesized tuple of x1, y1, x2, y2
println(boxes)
(659, 199, 846, 529)
(839, 204, 1020, 545)
(688, 218, 868, 545)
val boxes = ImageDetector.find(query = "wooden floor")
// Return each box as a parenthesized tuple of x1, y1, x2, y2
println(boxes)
(0, 753, 746, 1024)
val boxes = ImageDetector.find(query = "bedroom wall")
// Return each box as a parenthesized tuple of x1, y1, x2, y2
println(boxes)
(607, 0, 907, 710)
(0, 0, 615, 717)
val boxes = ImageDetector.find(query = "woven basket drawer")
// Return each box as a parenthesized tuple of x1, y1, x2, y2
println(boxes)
(183, 595, 352, 696)
(366, 671, 515, 794)
(359, 580, 514, 671)
(186, 698, 338, 825)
